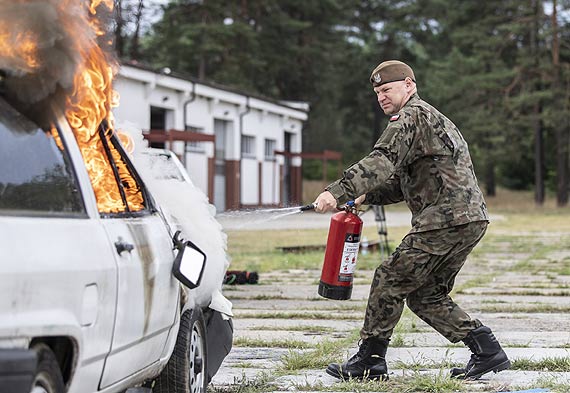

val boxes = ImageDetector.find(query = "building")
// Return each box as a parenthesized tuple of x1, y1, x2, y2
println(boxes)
(113, 63, 308, 212)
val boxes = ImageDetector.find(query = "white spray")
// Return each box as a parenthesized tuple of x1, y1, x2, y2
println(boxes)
(120, 123, 231, 313)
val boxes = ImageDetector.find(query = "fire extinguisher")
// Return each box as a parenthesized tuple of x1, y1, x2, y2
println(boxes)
(318, 201, 363, 300)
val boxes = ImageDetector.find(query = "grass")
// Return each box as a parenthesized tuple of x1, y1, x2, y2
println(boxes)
(393, 352, 462, 371)
(212, 370, 466, 392)
(233, 337, 312, 349)
(234, 311, 363, 320)
(218, 190, 570, 392)
(390, 333, 406, 347)
(465, 289, 570, 296)
(231, 361, 256, 368)
(511, 375, 570, 393)
(225, 294, 293, 301)
(208, 371, 275, 393)
(476, 303, 570, 313)
(225, 224, 403, 272)
(280, 329, 360, 371)
(511, 356, 570, 372)
(280, 340, 345, 371)
(290, 370, 465, 392)
(452, 274, 495, 295)
(249, 325, 336, 334)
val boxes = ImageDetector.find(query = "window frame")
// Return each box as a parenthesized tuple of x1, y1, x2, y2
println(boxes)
(264, 138, 276, 161)
(0, 101, 87, 219)
(97, 129, 155, 219)
(185, 125, 206, 153)
(241, 135, 256, 159)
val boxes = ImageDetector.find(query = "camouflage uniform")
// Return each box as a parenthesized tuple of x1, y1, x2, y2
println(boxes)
(326, 93, 488, 343)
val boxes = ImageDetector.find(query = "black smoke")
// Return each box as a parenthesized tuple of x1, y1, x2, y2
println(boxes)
(0, 0, 114, 129)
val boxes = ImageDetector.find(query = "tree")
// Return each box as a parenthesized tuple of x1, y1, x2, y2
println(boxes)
(120, 0, 570, 201)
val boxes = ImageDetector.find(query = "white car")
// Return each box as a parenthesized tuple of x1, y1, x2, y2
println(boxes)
(0, 97, 232, 393)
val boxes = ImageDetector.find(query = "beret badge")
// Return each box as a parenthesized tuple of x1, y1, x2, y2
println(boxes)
(373, 73, 382, 83)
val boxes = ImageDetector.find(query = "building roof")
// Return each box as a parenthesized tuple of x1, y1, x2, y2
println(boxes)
(119, 61, 309, 117)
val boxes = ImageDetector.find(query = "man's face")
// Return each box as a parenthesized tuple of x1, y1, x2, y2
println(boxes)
(373, 78, 414, 115)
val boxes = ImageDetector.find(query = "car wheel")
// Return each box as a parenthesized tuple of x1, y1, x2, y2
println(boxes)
(30, 343, 65, 393)
(153, 308, 208, 393)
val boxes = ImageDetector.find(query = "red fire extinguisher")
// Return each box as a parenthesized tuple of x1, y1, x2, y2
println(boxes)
(318, 201, 363, 300)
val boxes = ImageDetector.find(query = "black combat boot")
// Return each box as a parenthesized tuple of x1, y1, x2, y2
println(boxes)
(326, 337, 389, 380)
(450, 326, 511, 379)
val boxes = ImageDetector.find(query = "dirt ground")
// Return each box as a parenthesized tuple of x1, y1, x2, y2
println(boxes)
(210, 210, 570, 392)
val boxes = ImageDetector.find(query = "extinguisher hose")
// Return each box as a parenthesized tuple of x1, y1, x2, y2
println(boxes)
(299, 203, 317, 211)
(299, 200, 357, 212)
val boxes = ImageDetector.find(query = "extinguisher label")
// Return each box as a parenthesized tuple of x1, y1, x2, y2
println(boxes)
(338, 233, 360, 282)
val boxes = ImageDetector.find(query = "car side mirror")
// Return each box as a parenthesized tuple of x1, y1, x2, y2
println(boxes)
(172, 232, 206, 289)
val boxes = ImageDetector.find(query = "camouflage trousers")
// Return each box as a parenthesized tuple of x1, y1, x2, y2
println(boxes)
(361, 221, 487, 343)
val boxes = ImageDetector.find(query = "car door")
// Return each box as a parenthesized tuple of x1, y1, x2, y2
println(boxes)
(0, 102, 119, 392)
(82, 132, 180, 389)
(99, 214, 179, 388)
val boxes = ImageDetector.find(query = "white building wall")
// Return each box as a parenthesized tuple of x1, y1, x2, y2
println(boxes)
(184, 152, 208, 192)
(261, 161, 278, 205)
(114, 78, 150, 130)
(184, 98, 214, 157)
(114, 65, 307, 209)
(240, 158, 258, 204)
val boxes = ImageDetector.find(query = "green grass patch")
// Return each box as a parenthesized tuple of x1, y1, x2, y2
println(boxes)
(477, 303, 570, 313)
(249, 325, 336, 334)
(512, 375, 570, 393)
(290, 370, 465, 392)
(225, 224, 408, 272)
(394, 307, 426, 334)
(231, 361, 256, 368)
(452, 274, 495, 294)
(234, 311, 363, 320)
(503, 342, 531, 348)
(511, 356, 570, 372)
(280, 329, 360, 371)
(225, 294, 293, 301)
(233, 337, 312, 349)
(208, 371, 275, 393)
(390, 333, 406, 347)
(393, 357, 462, 371)
(469, 290, 570, 297)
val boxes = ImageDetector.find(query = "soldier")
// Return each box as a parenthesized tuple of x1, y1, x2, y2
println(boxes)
(313, 60, 511, 381)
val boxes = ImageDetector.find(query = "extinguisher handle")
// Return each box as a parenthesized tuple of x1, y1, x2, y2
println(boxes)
(338, 200, 356, 212)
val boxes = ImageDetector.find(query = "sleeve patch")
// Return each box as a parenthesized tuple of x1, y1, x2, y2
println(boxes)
(390, 114, 400, 122)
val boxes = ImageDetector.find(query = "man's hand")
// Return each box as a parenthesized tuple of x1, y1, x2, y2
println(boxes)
(354, 194, 366, 207)
(314, 191, 338, 213)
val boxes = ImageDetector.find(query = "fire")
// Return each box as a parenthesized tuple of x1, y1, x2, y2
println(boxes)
(64, 0, 144, 213)
(0, 26, 39, 73)
(0, 0, 144, 213)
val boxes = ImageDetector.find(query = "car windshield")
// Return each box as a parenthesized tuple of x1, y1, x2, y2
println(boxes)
(0, 97, 85, 217)
(144, 151, 186, 182)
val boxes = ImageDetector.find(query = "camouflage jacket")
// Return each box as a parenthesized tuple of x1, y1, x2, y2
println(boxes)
(326, 93, 489, 233)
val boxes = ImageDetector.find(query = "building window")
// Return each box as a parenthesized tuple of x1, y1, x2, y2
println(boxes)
(185, 125, 205, 152)
(241, 135, 256, 158)
(264, 139, 276, 161)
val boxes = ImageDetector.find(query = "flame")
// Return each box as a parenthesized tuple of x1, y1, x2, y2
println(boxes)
(49, 127, 65, 151)
(63, 1, 144, 213)
(1, 0, 144, 213)
(0, 26, 39, 73)
(117, 130, 135, 155)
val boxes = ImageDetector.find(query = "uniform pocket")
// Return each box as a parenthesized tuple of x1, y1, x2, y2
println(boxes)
(402, 230, 457, 256)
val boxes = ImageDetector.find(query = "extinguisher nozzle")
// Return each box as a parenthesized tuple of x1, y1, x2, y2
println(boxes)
(299, 203, 316, 212)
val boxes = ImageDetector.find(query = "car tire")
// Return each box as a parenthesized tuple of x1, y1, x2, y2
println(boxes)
(153, 308, 208, 393)
(30, 343, 65, 393)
